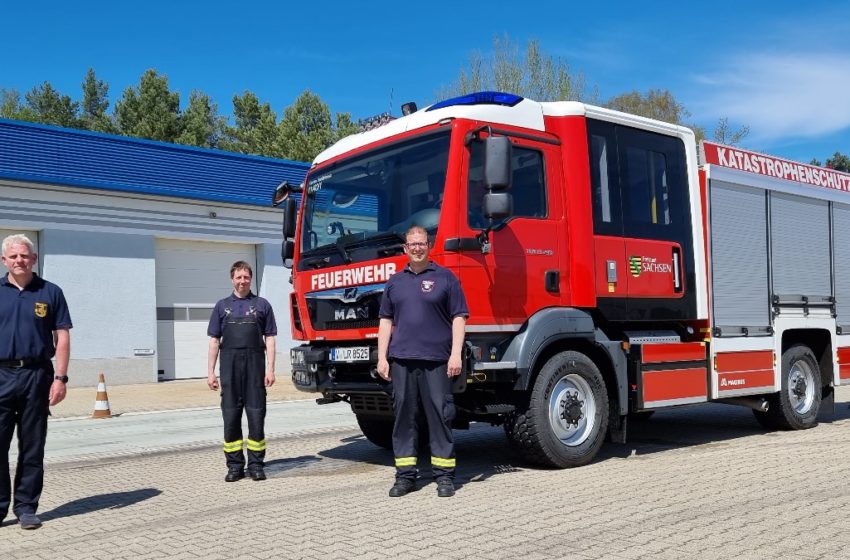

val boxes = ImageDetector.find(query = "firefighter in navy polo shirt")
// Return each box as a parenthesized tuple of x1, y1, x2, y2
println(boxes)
(0, 234, 72, 530)
(377, 225, 469, 498)
(207, 261, 277, 482)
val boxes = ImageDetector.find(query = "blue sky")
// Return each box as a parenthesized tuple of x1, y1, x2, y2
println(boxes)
(3, 0, 849, 164)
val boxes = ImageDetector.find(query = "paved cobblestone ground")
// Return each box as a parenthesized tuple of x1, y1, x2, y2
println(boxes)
(4, 392, 850, 559)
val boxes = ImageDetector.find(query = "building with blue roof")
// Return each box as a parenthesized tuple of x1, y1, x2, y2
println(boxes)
(0, 119, 309, 386)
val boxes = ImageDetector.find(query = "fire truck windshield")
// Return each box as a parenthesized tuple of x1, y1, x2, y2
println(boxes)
(299, 131, 450, 267)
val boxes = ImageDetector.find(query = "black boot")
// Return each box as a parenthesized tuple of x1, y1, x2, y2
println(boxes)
(225, 469, 245, 482)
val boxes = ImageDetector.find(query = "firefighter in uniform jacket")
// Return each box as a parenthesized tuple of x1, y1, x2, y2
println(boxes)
(377, 226, 469, 498)
(207, 261, 277, 482)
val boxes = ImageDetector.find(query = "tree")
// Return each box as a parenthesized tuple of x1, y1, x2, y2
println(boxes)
(220, 91, 282, 157)
(440, 35, 597, 103)
(605, 89, 748, 145)
(24, 82, 80, 128)
(114, 69, 181, 142)
(0, 88, 35, 121)
(606, 89, 690, 124)
(825, 152, 850, 172)
(80, 68, 115, 133)
(278, 90, 334, 162)
(712, 117, 750, 146)
(333, 112, 360, 143)
(176, 90, 224, 149)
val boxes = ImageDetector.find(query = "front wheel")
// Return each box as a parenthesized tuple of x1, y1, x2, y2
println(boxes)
(752, 345, 821, 430)
(356, 414, 394, 450)
(506, 351, 609, 468)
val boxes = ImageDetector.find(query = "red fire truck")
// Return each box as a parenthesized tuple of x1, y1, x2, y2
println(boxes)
(275, 91, 850, 468)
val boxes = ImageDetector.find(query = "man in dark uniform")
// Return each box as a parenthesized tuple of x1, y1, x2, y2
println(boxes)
(377, 226, 468, 498)
(207, 261, 277, 482)
(0, 234, 72, 530)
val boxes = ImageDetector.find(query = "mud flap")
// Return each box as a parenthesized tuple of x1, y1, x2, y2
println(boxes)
(607, 413, 627, 444)
(817, 385, 835, 423)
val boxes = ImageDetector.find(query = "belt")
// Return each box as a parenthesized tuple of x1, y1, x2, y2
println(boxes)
(0, 358, 46, 368)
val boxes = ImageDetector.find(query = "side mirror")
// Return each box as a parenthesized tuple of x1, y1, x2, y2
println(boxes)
(282, 240, 295, 269)
(483, 136, 512, 190)
(272, 180, 302, 207)
(483, 192, 512, 221)
(282, 198, 297, 239)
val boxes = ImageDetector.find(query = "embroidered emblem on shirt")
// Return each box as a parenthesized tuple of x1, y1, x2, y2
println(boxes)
(248, 305, 256, 316)
(421, 280, 435, 293)
(35, 302, 48, 318)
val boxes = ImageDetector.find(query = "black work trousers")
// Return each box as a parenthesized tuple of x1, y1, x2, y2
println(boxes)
(219, 348, 267, 472)
(391, 359, 456, 482)
(0, 363, 52, 519)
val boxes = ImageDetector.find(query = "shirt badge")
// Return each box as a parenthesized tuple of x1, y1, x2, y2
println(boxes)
(35, 302, 48, 318)
(421, 280, 435, 293)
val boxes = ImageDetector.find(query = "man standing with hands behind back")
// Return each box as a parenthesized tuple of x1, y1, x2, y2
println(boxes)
(207, 261, 276, 483)
(377, 225, 468, 498)
(0, 234, 72, 530)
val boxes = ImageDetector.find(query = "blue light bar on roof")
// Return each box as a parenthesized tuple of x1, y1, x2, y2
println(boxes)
(426, 91, 524, 112)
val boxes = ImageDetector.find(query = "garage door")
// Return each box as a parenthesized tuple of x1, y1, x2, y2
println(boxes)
(156, 239, 256, 380)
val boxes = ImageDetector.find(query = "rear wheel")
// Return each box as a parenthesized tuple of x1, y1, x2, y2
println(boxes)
(752, 345, 821, 430)
(356, 415, 394, 449)
(506, 351, 608, 468)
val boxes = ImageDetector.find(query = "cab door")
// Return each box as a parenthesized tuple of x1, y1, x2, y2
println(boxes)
(456, 134, 564, 327)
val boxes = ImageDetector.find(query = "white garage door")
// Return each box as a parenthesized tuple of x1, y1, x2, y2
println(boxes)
(156, 239, 256, 380)
(0, 229, 39, 266)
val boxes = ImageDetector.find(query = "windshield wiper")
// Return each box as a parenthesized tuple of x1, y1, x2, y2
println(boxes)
(301, 231, 405, 269)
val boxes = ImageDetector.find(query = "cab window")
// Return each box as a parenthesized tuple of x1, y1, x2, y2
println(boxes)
(468, 143, 547, 229)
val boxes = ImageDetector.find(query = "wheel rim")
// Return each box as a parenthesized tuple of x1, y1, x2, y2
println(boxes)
(787, 358, 816, 414)
(548, 373, 596, 446)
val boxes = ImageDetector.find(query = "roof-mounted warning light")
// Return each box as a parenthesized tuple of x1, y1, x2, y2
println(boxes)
(426, 91, 524, 112)
(401, 102, 418, 115)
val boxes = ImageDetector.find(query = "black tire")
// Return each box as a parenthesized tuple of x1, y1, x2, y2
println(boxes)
(752, 345, 821, 430)
(505, 351, 608, 468)
(356, 415, 394, 450)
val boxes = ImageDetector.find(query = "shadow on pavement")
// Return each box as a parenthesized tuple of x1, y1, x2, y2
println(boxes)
(317, 424, 520, 494)
(599, 399, 850, 461)
(313, 399, 850, 484)
(265, 455, 322, 475)
(39, 488, 162, 522)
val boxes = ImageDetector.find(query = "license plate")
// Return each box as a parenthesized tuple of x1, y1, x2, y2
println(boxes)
(330, 346, 370, 362)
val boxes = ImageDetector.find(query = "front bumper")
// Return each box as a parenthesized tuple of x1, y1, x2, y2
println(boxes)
(290, 344, 388, 394)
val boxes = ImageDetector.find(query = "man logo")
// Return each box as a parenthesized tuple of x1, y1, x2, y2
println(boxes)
(629, 256, 642, 278)
(334, 306, 369, 321)
(343, 287, 358, 302)
(421, 280, 435, 293)
(34, 302, 48, 318)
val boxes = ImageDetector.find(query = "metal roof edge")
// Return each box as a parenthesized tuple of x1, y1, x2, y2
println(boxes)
(0, 117, 311, 169)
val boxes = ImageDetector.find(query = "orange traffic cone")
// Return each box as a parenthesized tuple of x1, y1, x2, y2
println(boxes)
(92, 373, 112, 419)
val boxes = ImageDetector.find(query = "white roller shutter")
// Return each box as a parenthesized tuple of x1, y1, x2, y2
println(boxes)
(155, 239, 256, 379)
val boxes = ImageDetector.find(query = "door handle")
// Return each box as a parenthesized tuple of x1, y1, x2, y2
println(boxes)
(672, 247, 682, 293)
